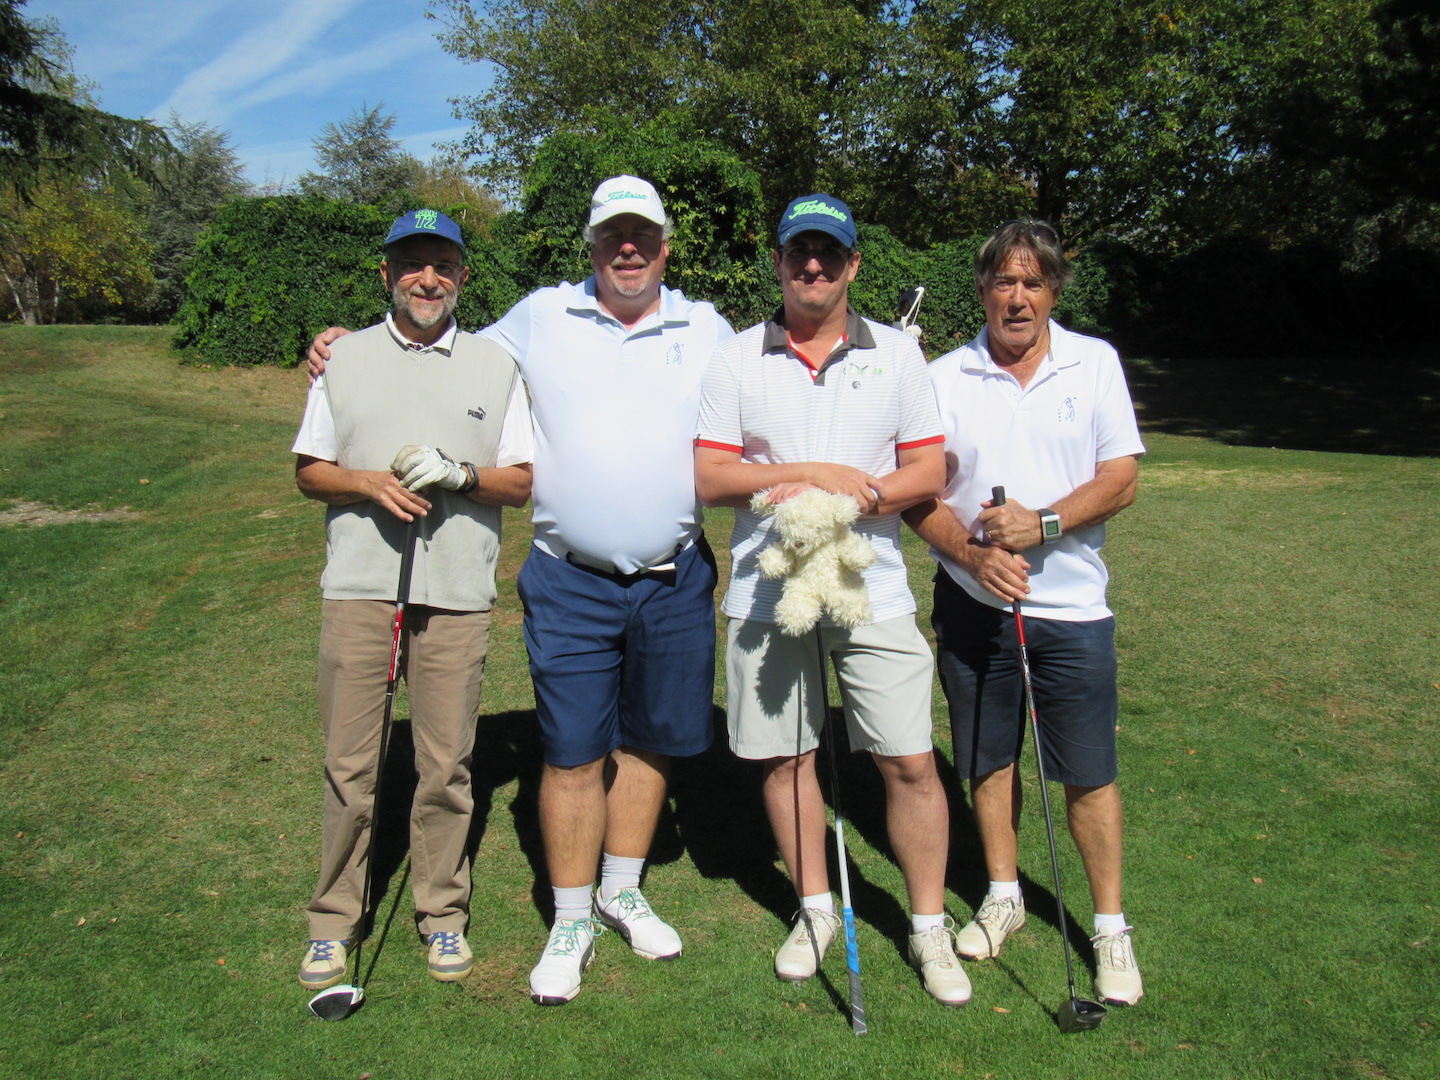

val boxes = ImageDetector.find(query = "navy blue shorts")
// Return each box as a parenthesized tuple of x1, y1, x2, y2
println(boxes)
(931, 573, 1119, 787)
(517, 539, 718, 767)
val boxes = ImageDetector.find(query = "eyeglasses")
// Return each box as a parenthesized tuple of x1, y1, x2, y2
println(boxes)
(997, 220, 1059, 246)
(781, 241, 855, 265)
(392, 259, 462, 279)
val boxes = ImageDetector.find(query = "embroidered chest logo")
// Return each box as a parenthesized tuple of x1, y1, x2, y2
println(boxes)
(842, 361, 883, 389)
(665, 343, 683, 366)
(467, 407, 486, 421)
(1057, 396, 1077, 422)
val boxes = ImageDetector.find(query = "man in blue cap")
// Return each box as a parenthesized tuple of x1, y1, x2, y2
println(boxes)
(291, 209, 534, 993)
(694, 195, 970, 1006)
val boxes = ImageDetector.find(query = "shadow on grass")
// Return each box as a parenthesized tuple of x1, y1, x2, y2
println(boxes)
(1125, 354, 1440, 457)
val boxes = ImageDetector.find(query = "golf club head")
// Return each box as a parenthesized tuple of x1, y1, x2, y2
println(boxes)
(1057, 996, 1107, 1033)
(307, 983, 364, 1021)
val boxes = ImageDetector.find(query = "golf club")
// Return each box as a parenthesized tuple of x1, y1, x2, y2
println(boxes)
(991, 486, 1106, 1034)
(815, 629, 868, 1035)
(308, 514, 421, 1022)
(896, 286, 925, 338)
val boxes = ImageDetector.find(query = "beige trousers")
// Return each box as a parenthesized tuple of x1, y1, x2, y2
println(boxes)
(306, 599, 491, 941)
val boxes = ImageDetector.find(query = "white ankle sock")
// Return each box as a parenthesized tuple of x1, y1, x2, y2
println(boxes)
(553, 885, 593, 922)
(1093, 912, 1128, 936)
(910, 912, 945, 933)
(599, 853, 644, 902)
(800, 892, 835, 915)
(988, 880, 1022, 901)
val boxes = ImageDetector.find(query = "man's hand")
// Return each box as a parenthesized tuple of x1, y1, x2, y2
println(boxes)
(977, 495, 1042, 551)
(306, 326, 352, 380)
(391, 445, 468, 491)
(960, 541, 1031, 603)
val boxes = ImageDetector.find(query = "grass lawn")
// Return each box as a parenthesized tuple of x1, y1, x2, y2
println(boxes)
(0, 325, 1436, 1080)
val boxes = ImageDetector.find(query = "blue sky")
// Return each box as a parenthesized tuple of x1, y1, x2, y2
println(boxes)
(25, 0, 495, 189)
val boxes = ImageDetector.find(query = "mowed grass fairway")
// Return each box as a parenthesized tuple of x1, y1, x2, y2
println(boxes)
(1, 325, 1436, 1080)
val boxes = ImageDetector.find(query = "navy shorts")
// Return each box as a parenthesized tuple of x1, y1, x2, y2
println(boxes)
(931, 572, 1119, 787)
(517, 538, 718, 767)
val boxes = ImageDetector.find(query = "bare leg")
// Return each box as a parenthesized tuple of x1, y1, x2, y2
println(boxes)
(761, 752, 830, 898)
(603, 745, 670, 859)
(872, 751, 949, 914)
(538, 757, 607, 889)
(970, 763, 1022, 882)
(1065, 781, 1124, 914)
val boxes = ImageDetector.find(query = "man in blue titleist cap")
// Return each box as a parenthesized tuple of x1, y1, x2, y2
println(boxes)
(695, 194, 971, 1007)
(291, 209, 534, 993)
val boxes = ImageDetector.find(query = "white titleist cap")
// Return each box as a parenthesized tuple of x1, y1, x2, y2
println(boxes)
(589, 175, 667, 229)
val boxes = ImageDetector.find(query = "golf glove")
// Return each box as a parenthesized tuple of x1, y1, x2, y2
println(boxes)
(391, 445, 468, 491)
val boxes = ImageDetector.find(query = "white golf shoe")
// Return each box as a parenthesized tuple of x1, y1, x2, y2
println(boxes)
(298, 939, 348, 991)
(774, 909, 841, 982)
(595, 886, 682, 960)
(908, 919, 972, 1007)
(529, 917, 602, 1005)
(1092, 926, 1144, 1005)
(955, 894, 1027, 960)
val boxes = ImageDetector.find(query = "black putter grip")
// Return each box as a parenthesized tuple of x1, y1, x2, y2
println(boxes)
(992, 485, 1006, 506)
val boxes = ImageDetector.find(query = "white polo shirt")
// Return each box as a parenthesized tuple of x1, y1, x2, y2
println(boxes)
(927, 320, 1146, 621)
(696, 308, 944, 624)
(481, 278, 734, 574)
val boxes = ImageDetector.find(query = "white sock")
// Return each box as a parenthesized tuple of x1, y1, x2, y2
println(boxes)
(988, 880, 1022, 901)
(800, 892, 836, 915)
(553, 885, 593, 922)
(1093, 912, 1128, 936)
(598, 853, 644, 902)
(910, 912, 945, 933)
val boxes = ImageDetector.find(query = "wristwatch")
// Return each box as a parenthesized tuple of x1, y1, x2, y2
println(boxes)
(1038, 508, 1062, 544)
(458, 462, 479, 495)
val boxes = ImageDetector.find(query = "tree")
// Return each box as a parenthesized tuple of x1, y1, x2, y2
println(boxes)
(429, 0, 999, 245)
(296, 103, 425, 208)
(0, 180, 152, 324)
(145, 115, 249, 319)
(0, 0, 169, 199)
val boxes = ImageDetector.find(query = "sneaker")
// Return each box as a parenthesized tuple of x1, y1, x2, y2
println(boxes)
(774, 909, 841, 982)
(595, 886, 682, 960)
(299, 939, 348, 991)
(955, 894, 1027, 960)
(426, 930, 474, 982)
(529, 918, 602, 1005)
(908, 919, 972, 1007)
(1092, 926, 1144, 1005)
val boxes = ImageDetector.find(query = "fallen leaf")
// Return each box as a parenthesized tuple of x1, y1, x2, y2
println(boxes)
(992, 1006, 1010, 1013)
(217, 958, 226, 966)
(1253, 877, 1263, 884)
(1187, 748, 1196, 755)
(139, 478, 150, 485)
(76, 917, 86, 927)
(1177, 1043, 1192, 1050)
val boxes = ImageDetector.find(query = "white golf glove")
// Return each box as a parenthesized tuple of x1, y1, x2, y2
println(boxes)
(391, 445, 468, 491)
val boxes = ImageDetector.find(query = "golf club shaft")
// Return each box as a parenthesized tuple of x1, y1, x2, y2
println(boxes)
(816, 629, 868, 1035)
(991, 486, 1084, 1002)
(351, 514, 420, 989)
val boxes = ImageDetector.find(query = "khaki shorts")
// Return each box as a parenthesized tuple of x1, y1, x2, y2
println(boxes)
(726, 615, 936, 760)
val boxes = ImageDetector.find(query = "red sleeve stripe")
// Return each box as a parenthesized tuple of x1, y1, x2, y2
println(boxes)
(694, 438, 744, 453)
(896, 434, 946, 451)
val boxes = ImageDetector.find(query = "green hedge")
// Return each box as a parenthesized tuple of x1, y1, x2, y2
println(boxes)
(172, 197, 524, 367)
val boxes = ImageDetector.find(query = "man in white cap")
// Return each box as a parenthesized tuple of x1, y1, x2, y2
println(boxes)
(309, 177, 733, 1005)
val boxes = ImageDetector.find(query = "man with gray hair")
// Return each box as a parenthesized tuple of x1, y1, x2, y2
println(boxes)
(309, 177, 733, 1005)
(904, 219, 1146, 1006)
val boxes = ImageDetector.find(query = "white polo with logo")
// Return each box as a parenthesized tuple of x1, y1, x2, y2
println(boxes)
(927, 319, 1146, 621)
(481, 278, 734, 575)
(696, 308, 944, 623)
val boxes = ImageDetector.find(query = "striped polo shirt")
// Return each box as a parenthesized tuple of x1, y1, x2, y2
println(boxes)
(696, 307, 943, 624)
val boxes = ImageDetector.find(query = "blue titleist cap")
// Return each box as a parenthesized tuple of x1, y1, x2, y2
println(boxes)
(384, 209, 465, 251)
(777, 193, 857, 249)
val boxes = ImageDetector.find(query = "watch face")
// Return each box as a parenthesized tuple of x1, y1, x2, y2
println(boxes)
(1041, 512, 1061, 540)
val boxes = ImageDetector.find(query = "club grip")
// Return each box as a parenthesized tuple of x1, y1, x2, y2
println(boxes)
(992, 485, 1006, 506)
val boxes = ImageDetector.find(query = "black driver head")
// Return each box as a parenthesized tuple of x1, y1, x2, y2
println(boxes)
(307, 984, 364, 1021)
(1057, 996, 1107, 1033)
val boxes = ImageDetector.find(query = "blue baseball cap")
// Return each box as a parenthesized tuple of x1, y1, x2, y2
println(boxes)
(777, 193, 857, 249)
(384, 209, 465, 252)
